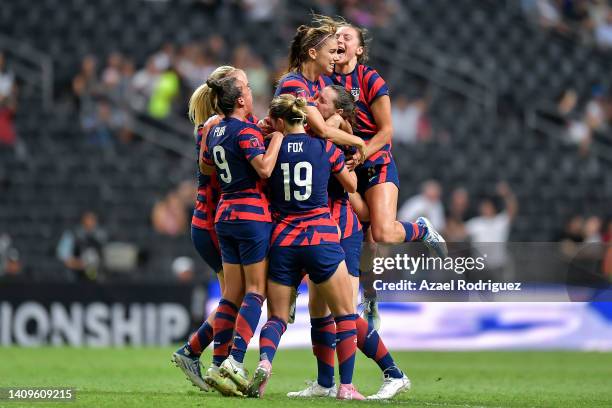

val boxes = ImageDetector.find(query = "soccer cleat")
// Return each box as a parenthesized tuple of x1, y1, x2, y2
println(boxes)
(219, 356, 249, 394)
(417, 216, 448, 258)
(287, 380, 337, 398)
(204, 364, 244, 397)
(336, 383, 366, 400)
(359, 296, 381, 331)
(171, 347, 209, 392)
(367, 371, 411, 400)
(247, 359, 272, 398)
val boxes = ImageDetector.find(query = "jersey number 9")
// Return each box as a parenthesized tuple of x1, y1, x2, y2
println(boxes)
(281, 162, 312, 201)
(212, 146, 232, 183)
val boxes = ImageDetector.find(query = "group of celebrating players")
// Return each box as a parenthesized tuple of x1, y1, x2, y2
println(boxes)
(172, 15, 447, 401)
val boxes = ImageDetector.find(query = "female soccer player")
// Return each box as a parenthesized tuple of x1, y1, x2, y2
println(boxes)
(321, 19, 446, 254)
(286, 84, 410, 400)
(272, 20, 366, 157)
(247, 94, 365, 400)
(200, 74, 284, 396)
(172, 66, 239, 392)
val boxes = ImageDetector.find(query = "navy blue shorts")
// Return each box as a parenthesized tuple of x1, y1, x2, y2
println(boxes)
(215, 221, 272, 265)
(356, 156, 400, 196)
(268, 244, 345, 288)
(191, 226, 222, 273)
(341, 230, 363, 278)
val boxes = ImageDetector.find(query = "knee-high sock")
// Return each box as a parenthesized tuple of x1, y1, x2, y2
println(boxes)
(212, 299, 239, 366)
(230, 292, 264, 363)
(186, 320, 214, 357)
(401, 221, 426, 242)
(356, 317, 403, 378)
(311, 314, 336, 388)
(259, 316, 287, 363)
(335, 314, 358, 385)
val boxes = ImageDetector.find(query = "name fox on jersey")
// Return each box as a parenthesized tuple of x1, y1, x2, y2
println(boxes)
(288, 142, 304, 153)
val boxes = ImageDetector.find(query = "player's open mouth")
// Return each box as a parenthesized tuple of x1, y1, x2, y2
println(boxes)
(337, 47, 345, 55)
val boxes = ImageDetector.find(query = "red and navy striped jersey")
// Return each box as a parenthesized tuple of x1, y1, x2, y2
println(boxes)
(327, 64, 391, 167)
(203, 117, 271, 223)
(191, 116, 222, 230)
(275, 72, 332, 106)
(328, 175, 362, 240)
(269, 134, 345, 246)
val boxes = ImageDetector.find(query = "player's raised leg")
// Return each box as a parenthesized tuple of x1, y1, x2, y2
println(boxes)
(365, 181, 447, 255)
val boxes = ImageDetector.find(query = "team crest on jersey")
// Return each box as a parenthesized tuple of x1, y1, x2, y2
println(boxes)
(351, 87, 360, 101)
(295, 88, 307, 98)
(250, 136, 261, 148)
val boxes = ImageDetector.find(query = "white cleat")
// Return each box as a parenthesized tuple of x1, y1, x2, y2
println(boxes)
(219, 356, 249, 394)
(204, 364, 244, 397)
(417, 216, 448, 258)
(367, 372, 411, 400)
(287, 380, 337, 398)
(171, 348, 210, 392)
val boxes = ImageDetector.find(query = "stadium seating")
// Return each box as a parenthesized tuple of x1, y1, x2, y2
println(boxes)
(1, 0, 610, 279)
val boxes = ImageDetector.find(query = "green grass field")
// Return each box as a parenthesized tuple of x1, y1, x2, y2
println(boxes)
(1, 347, 611, 408)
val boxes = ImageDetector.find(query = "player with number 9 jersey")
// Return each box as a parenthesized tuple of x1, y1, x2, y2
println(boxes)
(199, 74, 285, 396)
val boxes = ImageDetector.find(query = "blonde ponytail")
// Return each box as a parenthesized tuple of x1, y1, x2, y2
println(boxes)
(269, 94, 308, 125)
(188, 65, 237, 128)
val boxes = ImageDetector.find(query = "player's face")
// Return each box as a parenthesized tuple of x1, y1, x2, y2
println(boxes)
(336, 26, 362, 65)
(232, 70, 253, 114)
(316, 87, 338, 120)
(314, 37, 339, 76)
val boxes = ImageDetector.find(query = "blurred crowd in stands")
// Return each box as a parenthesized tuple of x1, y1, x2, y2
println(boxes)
(0, 52, 22, 157)
(70, 38, 276, 145)
(550, 85, 612, 155)
(523, 0, 612, 49)
(2, 0, 612, 282)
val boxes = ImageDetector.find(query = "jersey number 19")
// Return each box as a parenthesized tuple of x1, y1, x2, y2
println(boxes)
(281, 162, 312, 201)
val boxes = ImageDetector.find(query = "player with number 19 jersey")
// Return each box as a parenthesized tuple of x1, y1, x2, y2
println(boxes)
(267, 133, 347, 287)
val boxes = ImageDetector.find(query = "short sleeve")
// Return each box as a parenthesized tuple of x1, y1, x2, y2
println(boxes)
(275, 76, 316, 106)
(325, 141, 345, 174)
(362, 68, 389, 104)
(238, 126, 266, 161)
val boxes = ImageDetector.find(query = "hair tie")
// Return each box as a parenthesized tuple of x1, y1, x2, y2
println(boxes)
(313, 33, 333, 49)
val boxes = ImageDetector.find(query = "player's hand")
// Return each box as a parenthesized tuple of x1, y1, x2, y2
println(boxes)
(346, 150, 362, 171)
(257, 116, 273, 135)
(356, 141, 367, 164)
